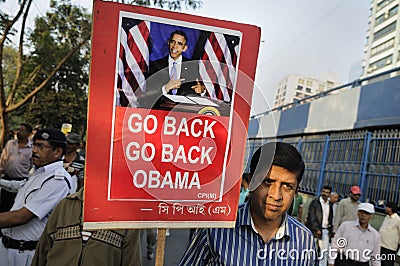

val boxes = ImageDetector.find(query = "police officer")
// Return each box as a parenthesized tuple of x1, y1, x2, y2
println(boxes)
(0, 128, 76, 266)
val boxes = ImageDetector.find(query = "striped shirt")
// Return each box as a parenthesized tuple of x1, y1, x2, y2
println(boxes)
(178, 201, 317, 266)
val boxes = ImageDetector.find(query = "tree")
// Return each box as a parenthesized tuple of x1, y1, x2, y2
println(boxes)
(0, 0, 90, 146)
(0, 0, 201, 147)
(21, 0, 91, 135)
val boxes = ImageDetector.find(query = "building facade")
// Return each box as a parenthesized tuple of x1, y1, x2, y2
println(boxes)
(273, 74, 339, 108)
(362, 0, 400, 79)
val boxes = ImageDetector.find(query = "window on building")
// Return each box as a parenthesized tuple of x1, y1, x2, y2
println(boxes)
(295, 92, 303, 97)
(283, 91, 286, 96)
(369, 55, 393, 71)
(375, 5, 398, 25)
(375, 13, 385, 25)
(373, 22, 396, 41)
(371, 38, 394, 56)
(326, 82, 335, 90)
(306, 88, 312, 93)
(326, 81, 335, 86)
(298, 78, 304, 84)
(297, 85, 303, 91)
(306, 80, 313, 86)
(377, 0, 395, 10)
(388, 4, 398, 17)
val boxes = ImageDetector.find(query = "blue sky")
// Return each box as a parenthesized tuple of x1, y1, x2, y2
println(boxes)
(1, 0, 370, 115)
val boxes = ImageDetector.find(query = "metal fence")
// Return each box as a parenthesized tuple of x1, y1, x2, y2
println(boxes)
(245, 129, 400, 210)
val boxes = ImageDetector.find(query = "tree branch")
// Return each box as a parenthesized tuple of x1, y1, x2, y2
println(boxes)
(0, 0, 28, 111)
(8, 0, 33, 107)
(6, 65, 42, 106)
(0, 0, 28, 48)
(6, 34, 90, 113)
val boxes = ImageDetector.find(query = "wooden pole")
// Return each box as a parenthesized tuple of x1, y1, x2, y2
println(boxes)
(155, 228, 166, 266)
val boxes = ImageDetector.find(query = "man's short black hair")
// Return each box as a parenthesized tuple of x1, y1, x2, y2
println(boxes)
(242, 172, 251, 183)
(386, 201, 398, 213)
(249, 142, 305, 191)
(20, 123, 32, 133)
(169, 30, 188, 43)
(322, 185, 332, 192)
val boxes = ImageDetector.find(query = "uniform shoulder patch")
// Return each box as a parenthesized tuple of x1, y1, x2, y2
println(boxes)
(54, 168, 67, 180)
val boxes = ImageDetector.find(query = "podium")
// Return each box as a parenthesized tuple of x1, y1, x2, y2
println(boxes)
(154, 95, 231, 116)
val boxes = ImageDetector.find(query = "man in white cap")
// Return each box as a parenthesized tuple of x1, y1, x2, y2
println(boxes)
(329, 203, 381, 266)
(333, 185, 362, 235)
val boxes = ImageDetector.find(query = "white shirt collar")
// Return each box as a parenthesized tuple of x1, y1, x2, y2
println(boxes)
(34, 160, 63, 174)
(319, 196, 329, 204)
(169, 55, 182, 65)
(250, 214, 287, 240)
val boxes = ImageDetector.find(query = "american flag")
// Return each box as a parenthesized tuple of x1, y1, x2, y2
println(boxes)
(196, 32, 239, 102)
(117, 18, 150, 107)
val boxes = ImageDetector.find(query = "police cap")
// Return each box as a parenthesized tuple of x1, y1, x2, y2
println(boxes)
(33, 128, 67, 144)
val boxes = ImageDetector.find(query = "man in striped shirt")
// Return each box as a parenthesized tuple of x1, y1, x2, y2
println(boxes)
(179, 142, 317, 265)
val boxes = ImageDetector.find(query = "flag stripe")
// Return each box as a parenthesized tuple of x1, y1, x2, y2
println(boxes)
(204, 34, 230, 101)
(129, 21, 150, 73)
(117, 20, 150, 107)
(199, 61, 216, 99)
(118, 55, 140, 107)
(199, 32, 238, 102)
(201, 51, 226, 101)
(119, 41, 140, 93)
(216, 33, 237, 96)
(213, 33, 235, 100)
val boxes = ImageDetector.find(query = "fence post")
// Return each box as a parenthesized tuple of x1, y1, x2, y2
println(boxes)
(316, 135, 330, 194)
(296, 137, 303, 152)
(245, 140, 256, 173)
(359, 132, 372, 202)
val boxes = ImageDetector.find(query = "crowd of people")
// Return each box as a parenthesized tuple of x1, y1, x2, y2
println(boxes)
(0, 124, 105, 265)
(289, 184, 399, 266)
(235, 164, 400, 265)
(0, 125, 399, 265)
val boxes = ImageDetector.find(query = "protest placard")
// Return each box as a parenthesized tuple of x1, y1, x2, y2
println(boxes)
(84, 0, 260, 230)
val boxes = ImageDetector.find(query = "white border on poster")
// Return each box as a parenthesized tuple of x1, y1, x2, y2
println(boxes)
(107, 11, 243, 203)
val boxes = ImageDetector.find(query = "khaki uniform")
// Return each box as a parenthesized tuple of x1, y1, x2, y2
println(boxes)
(31, 188, 142, 266)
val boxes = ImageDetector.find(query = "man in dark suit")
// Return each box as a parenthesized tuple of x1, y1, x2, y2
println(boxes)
(306, 185, 333, 266)
(142, 30, 205, 108)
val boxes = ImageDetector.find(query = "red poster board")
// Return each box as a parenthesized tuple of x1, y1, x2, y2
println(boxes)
(83, 0, 260, 229)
